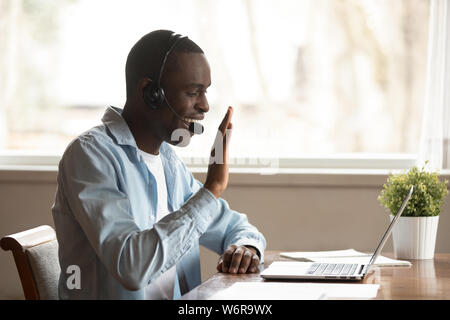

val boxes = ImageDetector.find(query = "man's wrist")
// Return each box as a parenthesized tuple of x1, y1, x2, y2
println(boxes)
(204, 183, 221, 198)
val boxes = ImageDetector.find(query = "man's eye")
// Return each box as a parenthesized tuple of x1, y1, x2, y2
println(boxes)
(187, 90, 207, 97)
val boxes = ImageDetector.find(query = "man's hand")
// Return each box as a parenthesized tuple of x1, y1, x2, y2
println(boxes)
(216, 244, 260, 274)
(204, 106, 233, 199)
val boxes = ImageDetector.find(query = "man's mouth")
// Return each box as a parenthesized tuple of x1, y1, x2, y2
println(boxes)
(182, 117, 203, 126)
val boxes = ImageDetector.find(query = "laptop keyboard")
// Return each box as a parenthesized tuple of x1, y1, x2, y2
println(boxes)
(306, 263, 359, 276)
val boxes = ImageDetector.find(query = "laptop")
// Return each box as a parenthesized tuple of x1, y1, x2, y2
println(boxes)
(261, 185, 414, 281)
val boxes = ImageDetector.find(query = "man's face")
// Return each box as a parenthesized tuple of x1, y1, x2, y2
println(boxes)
(157, 52, 211, 146)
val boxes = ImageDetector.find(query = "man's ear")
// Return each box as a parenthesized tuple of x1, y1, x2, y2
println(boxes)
(138, 78, 156, 108)
(137, 77, 153, 95)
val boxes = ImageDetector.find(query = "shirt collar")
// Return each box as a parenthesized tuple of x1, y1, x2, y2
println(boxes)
(101, 106, 175, 161)
(102, 106, 138, 148)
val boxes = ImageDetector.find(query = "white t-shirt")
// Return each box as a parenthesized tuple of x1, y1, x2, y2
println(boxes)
(138, 149, 176, 300)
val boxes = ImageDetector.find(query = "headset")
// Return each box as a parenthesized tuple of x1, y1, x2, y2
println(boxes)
(143, 32, 187, 110)
(142, 32, 204, 135)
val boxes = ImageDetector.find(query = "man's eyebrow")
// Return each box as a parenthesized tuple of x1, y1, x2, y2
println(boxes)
(186, 83, 211, 89)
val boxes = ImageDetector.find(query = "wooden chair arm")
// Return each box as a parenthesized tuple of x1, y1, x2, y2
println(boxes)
(1, 225, 57, 300)
(1, 225, 56, 252)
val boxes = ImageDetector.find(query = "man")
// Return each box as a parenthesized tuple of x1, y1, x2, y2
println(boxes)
(52, 30, 266, 300)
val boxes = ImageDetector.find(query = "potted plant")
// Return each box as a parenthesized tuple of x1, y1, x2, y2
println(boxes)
(378, 164, 448, 260)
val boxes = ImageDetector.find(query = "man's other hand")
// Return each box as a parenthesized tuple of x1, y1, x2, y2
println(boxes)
(216, 244, 260, 274)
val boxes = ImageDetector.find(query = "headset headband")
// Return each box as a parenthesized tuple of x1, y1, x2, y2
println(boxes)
(156, 33, 188, 88)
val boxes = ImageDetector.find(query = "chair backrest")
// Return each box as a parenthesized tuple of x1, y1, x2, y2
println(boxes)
(1, 225, 60, 300)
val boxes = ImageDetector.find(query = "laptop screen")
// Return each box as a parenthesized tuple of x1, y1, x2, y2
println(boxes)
(367, 185, 414, 267)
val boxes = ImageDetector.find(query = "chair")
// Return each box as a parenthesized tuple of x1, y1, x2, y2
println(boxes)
(1, 225, 60, 300)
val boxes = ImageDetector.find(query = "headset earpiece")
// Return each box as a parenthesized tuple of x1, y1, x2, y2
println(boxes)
(143, 81, 165, 110)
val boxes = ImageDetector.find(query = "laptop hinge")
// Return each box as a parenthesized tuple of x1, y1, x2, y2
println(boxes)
(358, 265, 365, 275)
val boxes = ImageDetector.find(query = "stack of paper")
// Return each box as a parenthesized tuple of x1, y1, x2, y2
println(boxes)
(280, 249, 411, 267)
(208, 281, 380, 300)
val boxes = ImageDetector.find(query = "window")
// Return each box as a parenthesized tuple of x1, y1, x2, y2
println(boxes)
(0, 0, 430, 168)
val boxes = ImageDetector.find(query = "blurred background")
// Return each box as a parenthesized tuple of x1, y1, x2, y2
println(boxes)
(0, 0, 429, 159)
(4, 0, 450, 300)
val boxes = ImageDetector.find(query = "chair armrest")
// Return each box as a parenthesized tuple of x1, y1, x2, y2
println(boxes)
(1, 225, 57, 300)
(1, 225, 56, 252)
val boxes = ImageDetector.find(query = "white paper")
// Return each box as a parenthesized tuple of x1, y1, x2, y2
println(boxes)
(208, 281, 379, 300)
(280, 249, 411, 267)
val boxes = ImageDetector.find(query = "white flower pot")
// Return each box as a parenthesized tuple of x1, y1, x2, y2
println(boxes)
(390, 215, 439, 260)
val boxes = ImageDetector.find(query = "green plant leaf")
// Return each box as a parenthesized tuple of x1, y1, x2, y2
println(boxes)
(378, 165, 448, 216)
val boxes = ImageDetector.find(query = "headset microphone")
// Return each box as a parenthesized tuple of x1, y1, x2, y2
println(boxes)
(164, 96, 204, 135)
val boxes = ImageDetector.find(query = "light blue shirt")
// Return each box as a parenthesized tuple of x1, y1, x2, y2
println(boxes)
(51, 106, 266, 300)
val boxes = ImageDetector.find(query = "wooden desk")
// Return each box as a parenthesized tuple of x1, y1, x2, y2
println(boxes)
(182, 251, 450, 300)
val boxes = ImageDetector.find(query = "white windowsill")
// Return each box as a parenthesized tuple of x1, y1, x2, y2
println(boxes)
(1, 153, 448, 188)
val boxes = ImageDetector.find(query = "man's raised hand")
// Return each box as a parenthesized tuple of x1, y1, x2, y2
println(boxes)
(204, 106, 233, 199)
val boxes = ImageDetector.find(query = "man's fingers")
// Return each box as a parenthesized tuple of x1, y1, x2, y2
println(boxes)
(220, 245, 260, 274)
(209, 107, 233, 164)
(218, 106, 233, 136)
(229, 246, 244, 274)
(238, 249, 253, 274)
(217, 258, 223, 272)
(221, 245, 236, 273)
(223, 123, 233, 146)
(209, 120, 232, 158)
(248, 255, 260, 273)
(222, 123, 233, 162)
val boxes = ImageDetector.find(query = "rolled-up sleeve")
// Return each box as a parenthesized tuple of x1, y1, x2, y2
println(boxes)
(176, 164, 267, 263)
(59, 138, 219, 291)
(199, 193, 267, 263)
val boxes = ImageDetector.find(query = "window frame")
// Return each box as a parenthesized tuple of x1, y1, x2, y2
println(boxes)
(0, 151, 417, 171)
(3, 152, 449, 190)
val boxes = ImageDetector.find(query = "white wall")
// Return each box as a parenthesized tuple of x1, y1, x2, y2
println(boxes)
(1, 169, 449, 299)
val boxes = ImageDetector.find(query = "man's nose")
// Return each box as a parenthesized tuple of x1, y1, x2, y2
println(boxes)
(196, 95, 209, 113)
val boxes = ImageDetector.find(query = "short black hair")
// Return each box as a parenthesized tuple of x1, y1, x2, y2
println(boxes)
(125, 30, 203, 98)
